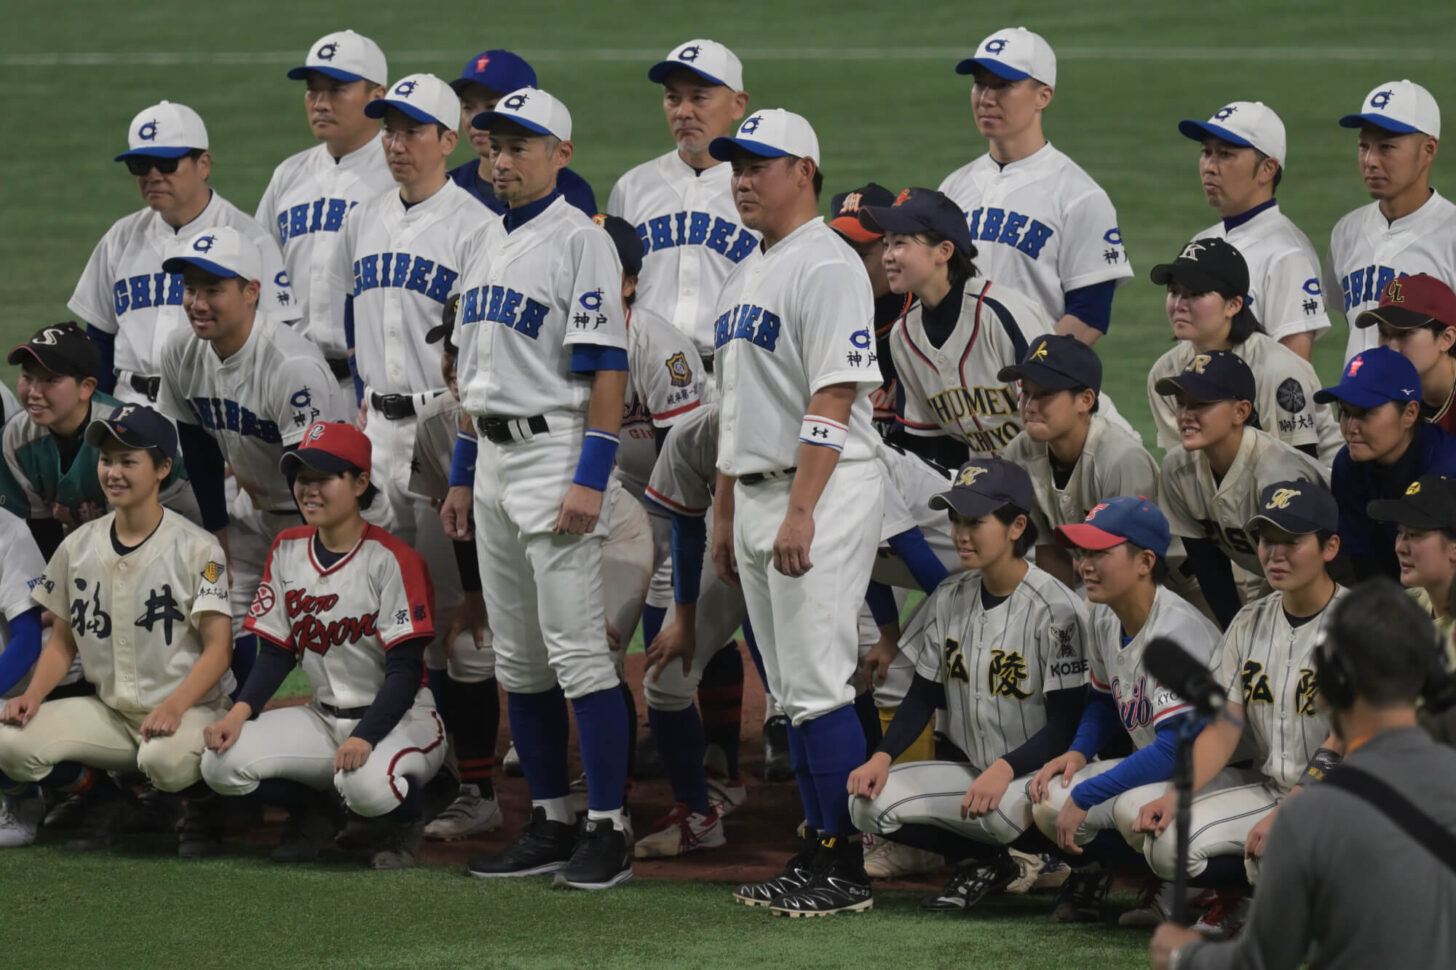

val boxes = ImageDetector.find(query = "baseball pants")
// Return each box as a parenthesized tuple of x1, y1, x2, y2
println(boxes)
(849, 759, 1036, 846)
(602, 478, 654, 679)
(1112, 767, 1279, 883)
(202, 692, 446, 818)
(1030, 758, 1139, 848)
(645, 505, 674, 611)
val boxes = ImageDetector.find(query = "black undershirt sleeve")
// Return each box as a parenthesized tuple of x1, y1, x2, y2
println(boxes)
(1183, 536, 1243, 629)
(176, 422, 229, 531)
(351, 638, 428, 746)
(235, 642, 298, 716)
(876, 673, 947, 761)
(1002, 686, 1087, 777)
(452, 539, 482, 593)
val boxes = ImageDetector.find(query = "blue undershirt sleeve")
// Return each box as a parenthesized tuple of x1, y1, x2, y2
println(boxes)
(1062, 280, 1117, 334)
(1070, 688, 1121, 760)
(0, 607, 44, 696)
(176, 422, 229, 532)
(1071, 716, 1187, 809)
(886, 527, 951, 592)
(670, 514, 707, 606)
(569, 344, 629, 374)
(86, 325, 117, 394)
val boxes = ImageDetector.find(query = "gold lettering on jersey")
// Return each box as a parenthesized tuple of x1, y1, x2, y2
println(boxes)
(943, 637, 970, 683)
(1187, 354, 1212, 375)
(924, 386, 1022, 454)
(1240, 660, 1274, 705)
(1294, 668, 1319, 716)
(988, 649, 1032, 700)
(1265, 488, 1300, 510)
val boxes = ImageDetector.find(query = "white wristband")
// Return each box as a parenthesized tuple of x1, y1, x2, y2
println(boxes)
(799, 414, 848, 451)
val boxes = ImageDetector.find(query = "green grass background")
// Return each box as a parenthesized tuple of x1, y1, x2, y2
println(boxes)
(4, 1, 1453, 966)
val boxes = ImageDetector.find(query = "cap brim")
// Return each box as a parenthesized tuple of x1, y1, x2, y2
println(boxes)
(287, 65, 367, 82)
(83, 421, 149, 451)
(707, 135, 791, 163)
(1339, 112, 1423, 134)
(1245, 510, 1328, 536)
(471, 110, 554, 135)
(928, 489, 1007, 518)
(1313, 383, 1394, 408)
(281, 448, 361, 476)
(1177, 119, 1256, 149)
(647, 61, 730, 88)
(997, 361, 1079, 390)
(1365, 497, 1450, 529)
(1054, 523, 1129, 551)
(114, 146, 194, 162)
(856, 205, 930, 237)
(424, 323, 454, 346)
(829, 216, 880, 244)
(364, 99, 445, 125)
(161, 255, 244, 279)
(954, 57, 1031, 80)
(450, 76, 502, 95)
(1355, 306, 1439, 330)
(1149, 262, 1229, 295)
(1152, 374, 1242, 403)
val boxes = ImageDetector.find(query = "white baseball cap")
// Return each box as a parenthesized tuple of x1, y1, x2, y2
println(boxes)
(708, 108, 819, 165)
(647, 39, 744, 93)
(1178, 101, 1288, 168)
(1340, 80, 1441, 138)
(956, 27, 1056, 87)
(286, 29, 387, 85)
(161, 226, 263, 283)
(114, 101, 208, 162)
(472, 87, 573, 141)
(363, 73, 460, 128)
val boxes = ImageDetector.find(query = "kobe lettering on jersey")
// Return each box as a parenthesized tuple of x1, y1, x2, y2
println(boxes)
(636, 210, 757, 263)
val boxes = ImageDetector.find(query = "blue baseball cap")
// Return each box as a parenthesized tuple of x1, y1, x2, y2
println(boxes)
(1247, 480, 1339, 535)
(997, 333, 1102, 392)
(84, 404, 178, 458)
(857, 187, 975, 258)
(929, 457, 1035, 518)
(450, 49, 537, 96)
(1313, 346, 1422, 409)
(1055, 496, 1171, 558)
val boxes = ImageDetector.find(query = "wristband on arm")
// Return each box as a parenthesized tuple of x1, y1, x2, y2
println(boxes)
(1303, 746, 1342, 784)
(573, 430, 619, 491)
(448, 431, 478, 488)
(799, 414, 848, 451)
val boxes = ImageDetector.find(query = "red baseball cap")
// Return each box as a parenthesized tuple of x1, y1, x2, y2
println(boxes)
(1355, 273, 1456, 331)
(280, 422, 371, 476)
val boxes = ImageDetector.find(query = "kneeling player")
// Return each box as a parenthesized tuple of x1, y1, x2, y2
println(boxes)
(0, 406, 233, 857)
(847, 457, 1090, 911)
(202, 423, 445, 869)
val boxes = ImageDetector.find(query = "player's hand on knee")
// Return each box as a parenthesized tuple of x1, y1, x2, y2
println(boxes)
(772, 510, 815, 577)
(646, 621, 695, 680)
(1055, 800, 1088, 853)
(334, 737, 374, 772)
(444, 591, 488, 659)
(1136, 791, 1177, 835)
(139, 702, 183, 740)
(1031, 751, 1085, 803)
(861, 634, 897, 691)
(441, 486, 474, 541)
(962, 759, 1014, 818)
(1244, 809, 1276, 859)
(554, 484, 603, 534)
(710, 530, 739, 588)
(847, 752, 891, 798)
(203, 709, 247, 754)
(0, 693, 39, 727)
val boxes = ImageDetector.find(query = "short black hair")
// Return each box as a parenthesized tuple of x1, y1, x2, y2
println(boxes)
(913, 231, 980, 290)
(1327, 577, 1440, 707)
(1067, 385, 1102, 415)
(993, 505, 1039, 558)
(1252, 149, 1283, 193)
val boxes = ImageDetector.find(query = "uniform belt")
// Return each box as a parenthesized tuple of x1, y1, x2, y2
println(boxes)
(368, 389, 442, 421)
(123, 372, 161, 402)
(326, 357, 352, 380)
(477, 414, 550, 444)
(319, 700, 371, 720)
(739, 467, 796, 485)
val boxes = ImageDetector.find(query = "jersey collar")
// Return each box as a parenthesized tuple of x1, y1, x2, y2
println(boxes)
(1222, 198, 1278, 233)
(503, 189, 562, 233)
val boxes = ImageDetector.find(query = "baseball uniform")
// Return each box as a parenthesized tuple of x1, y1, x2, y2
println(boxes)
(0, 384, 18, 427)
(1193, 205, 1330, 345)
(618, 303, 710, 501)
(0, 507, 46, 699)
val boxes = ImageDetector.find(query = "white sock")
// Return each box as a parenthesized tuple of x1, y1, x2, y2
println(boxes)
(534, 797, 574, 824)
(587, 808, 626, 831)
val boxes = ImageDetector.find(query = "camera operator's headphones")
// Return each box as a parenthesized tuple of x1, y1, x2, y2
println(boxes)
(1315, 622, 1454, 710)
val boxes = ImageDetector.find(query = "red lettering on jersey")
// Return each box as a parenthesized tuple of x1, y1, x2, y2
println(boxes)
(294, 611, 381, 655)
(285, 589, 341, 617)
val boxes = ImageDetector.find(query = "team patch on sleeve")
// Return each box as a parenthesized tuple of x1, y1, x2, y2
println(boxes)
(201, 561, 224, 584)
(249, 583, 276, 618)
(665, 351, 692, 388)
(1275, 377, 1306, 412)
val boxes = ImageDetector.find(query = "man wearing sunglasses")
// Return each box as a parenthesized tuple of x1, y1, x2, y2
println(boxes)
(68, 101, 294, 407)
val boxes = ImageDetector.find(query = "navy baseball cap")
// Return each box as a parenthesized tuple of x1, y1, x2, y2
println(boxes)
(8, 322, 101, 380)
(997, 333, 1102, 392)
(425, 295, 459, 352)
(929, 458, 1035, 518)
(450, 50, 537, 96)
(1153, 349, 1257, 405)
(84, 404, 178, 457)
(1055, 496, 1171, 557)
(1246, 480, 1339, 535)
(282, 422, 371, 476)
(829, 183, 896, 245)
(1314, 346, 1422, 409)
(857, 188, 975, 258)
(1150, 237, 1250, 298)
(593, 213, 644, 278)
(1368, 474, 1456, 530)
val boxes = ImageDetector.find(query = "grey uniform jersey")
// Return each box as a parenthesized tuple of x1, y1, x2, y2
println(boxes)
(1217, 587, 1343, 792)
(873, 441, 958, 586)
(903, 565, 1090, 771)
(408, 390, 463, 505)
(644, 401, 718, 518)
(619, 305, 710, 500)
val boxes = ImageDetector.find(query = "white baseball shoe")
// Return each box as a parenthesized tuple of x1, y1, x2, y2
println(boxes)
(1194, 891, 1251, 940)
(501, 742, 522, 776)
(0, 793, 44, 848)
(861, 834, 943, 879)
(423, 785, 503, 841)
(633, 803, 725, 859)
(704, 744, 747, 817)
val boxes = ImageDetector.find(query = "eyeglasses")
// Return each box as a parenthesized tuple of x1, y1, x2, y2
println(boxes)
(123, 152, 197, 176)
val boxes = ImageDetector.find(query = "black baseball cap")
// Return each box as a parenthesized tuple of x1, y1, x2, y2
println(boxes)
(1153, 349, 1257, 406)
(424, 294, 458, 352)
(1246, 480, 1339, 535)
(997, 333, 1102, 392)
(858, 188, 976, 258)
(929, 457, 1034, 518)
(8, 322, 101, 380)
(1368, 474, 1456, 530)
(1149, 237, 1250, 298)
(594, 213, 644, 278)
(84, 404, 177, 457)
(829, 182, 896, 244)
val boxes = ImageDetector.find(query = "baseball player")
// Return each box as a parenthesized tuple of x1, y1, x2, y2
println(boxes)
(1147, 238, 1340, 463)
(0, 406, 233, 857)
(1370, 474, 1456, 653)
(3, 323, 197, 555)
(1358, 274, 1456, 436)
(703, 108, 884, 916)
(0, 383, 17, 428)
(448, 49, 597, 216)
(1155, 351, 1327, 627)
(1327, 79, 1456, 363)
(1316, 346, 1456, 581)
(1177, 101, 1329, 359)
(256, 30, 392, 388)
(1028, 497, 1221, 923)
(939, 27, 1132, 345)
(0, 507, 47, 846)
(439, 87, 635, 891)
(70, 100, 293, 405)
(202, 422, 445, 869)
(1130, 482, 1345, 940)
(607, 39, 755, 362)
(847, 457, 1091, 912)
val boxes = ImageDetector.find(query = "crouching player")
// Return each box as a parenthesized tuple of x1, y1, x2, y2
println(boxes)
(848, 457, 1091, 911)
(202, 422, 445, 869)
(0, 406, 233, 856)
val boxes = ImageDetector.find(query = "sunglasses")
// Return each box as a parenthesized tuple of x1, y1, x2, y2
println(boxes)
(123, 151, 198, 176)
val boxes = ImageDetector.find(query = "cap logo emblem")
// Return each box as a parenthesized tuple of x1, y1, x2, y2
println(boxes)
(316, 42, 338, 61)
(1213, 105, 1237, 121)
(740, 116, 762, 134)
(394, 80, 417, 97)
(192, 234, 216, 253)
(474, 54, 490, 72)
(591, 213, 607, 227)
(503, 92, 529, 111)
(1385, 279, 1404, 303)
(307, 423, 327, 441)
(678, 44, 701, 62)
(1178, 241, 1205, 261)
(1347, 356, 1365, 376)
(137, 120, 158, 141)
(1028, 340, 1049, 362)
(32, 326, 67, 346)
(1370, 89, 1393, 110)
(1187, 353, 1212, 375)
(1406, 480, 1422, 496)
(1265, 488, 1301, 510)
(1086, 502, 1109, 521)
(839, 192, 863, 214)
(893, 188, 912, 206)
(115, 405, 137, 421)
(956, 465, 988, 487)
(984, 38, 1008, 54)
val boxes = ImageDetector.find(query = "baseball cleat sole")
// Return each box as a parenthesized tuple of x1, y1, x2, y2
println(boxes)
(551, 869, 635, 891)
(468, 861, 568, 879)
(770, 899, 874, 917)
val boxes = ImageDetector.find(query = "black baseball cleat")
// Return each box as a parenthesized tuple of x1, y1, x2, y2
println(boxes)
(769, 835, 873, 917)
(468, 806, 577, 878)
(1050, 862, 1113, 923)
(63, 783, 130, 853)
(760, 716, 792, 782)
(271, 804, 338, 864)
(127, 783, 183, 835)
(177, 797, 225, 859)
(734, 827, 820, 907)
(44, 790, 94, 831)
(370, 817, 425, 870)
(552, 817, 633, 890)
(921, 852, 1021, 912)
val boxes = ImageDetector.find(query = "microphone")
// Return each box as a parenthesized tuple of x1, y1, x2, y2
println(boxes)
(1145, 636, 1227, 717)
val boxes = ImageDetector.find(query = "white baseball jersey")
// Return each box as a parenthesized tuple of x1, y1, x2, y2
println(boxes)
(1147, 334, 1342, 462)
(454, 196, 627, 418)
(68, 191, 295, 381)
(1217, 586, 1344, 792)
(938, 142, 1133, 321)
(618, 304, 709, 499)
(1194, 204, 1329, 343)
(328, 181, 480, 397)
(244, 524, 434, 710)
(408, 390, 464, 505)
(714, 218, 880, 475)
(256, 135, 394, 358)
(1087, 585, 1221, 750)
(157, 314, 345, 511)
(902, 565, 1091, 771)
(1327, 190, 1456, 362)
(607, 152, 760, 357)
(1161, 427, 1327, 576)
(890, 276, 1052, 456)
(30, 509, 230, 714)
(0, 507, 44, 650)
(1000, 415, 1161, 539)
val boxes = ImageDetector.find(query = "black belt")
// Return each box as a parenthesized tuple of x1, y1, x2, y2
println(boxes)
(320, 700, 370, 720)
(476, 414, 550, 444)
(326, 357, 352, 380)
(740, 467, 797, 485)
(369, 392, 422, 421)
(128, 373, 161, 401)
